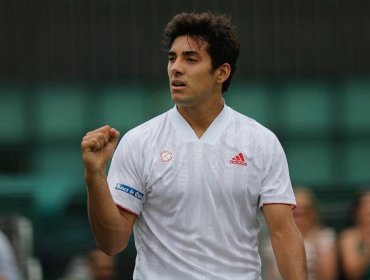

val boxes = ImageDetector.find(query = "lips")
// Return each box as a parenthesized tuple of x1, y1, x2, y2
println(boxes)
(171, 80, 186, 87)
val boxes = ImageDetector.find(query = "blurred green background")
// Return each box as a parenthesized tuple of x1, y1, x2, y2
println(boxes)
(0, 0, 369, 279)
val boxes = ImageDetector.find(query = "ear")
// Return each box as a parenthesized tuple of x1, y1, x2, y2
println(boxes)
(215, 63, 231, 85)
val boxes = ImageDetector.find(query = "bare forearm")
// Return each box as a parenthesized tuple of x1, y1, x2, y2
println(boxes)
(86, 173, 131, 255)
(272, 228, 308, 280)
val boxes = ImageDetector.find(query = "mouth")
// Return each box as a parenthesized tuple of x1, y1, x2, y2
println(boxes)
(171, 80, 187, 89)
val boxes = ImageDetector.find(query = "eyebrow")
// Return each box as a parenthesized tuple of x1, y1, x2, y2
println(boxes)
(168, 50, 200, 57)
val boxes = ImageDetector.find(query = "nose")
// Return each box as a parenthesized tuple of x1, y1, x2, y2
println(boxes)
(168, 58, 183, 76)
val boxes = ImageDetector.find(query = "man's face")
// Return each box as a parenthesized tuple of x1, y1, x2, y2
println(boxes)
(167, 35, 220, 107)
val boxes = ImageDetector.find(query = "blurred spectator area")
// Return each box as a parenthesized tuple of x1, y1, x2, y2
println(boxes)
(0, 80, 369, 218)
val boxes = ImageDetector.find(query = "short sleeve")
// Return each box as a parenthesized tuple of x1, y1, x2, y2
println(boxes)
(259, 133, 296, 208)
(107, 133, 146, 215)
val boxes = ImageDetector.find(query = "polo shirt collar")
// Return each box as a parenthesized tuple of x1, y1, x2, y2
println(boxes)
(169, 103, 230, 144)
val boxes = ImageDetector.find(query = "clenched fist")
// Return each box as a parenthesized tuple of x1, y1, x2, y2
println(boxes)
(81, 125, 120, 176)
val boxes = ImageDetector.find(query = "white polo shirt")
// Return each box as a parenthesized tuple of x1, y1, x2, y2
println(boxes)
(108, 104, 295, 280)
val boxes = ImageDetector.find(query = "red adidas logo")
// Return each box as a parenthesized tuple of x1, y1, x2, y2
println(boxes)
(230, 152, 248, 166)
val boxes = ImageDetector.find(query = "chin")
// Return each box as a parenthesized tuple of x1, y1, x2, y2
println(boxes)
(171, 93, 189, 105)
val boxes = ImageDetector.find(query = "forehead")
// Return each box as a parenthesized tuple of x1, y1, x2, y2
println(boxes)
(170, 35, 209, 54)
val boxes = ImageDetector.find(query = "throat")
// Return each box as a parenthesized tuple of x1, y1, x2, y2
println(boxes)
(176, 96, 224, 139)
(192, 125, 208, 139)
(178, 107, 223, 139)
(177, 109, 213, 139)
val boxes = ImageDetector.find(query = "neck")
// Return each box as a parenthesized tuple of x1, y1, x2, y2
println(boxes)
(177, 96, 224, 138)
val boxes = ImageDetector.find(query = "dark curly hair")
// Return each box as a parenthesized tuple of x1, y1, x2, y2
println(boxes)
(163, 12, 241, 93)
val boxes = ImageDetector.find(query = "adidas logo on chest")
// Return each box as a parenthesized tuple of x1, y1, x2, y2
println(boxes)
(229, 152, 248, 166)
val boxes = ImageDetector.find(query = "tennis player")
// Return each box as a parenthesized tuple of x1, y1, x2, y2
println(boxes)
(81, 12, 307, 280)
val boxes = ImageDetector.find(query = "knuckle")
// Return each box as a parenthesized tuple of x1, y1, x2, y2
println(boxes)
(95, 134, 104, 143)
(91, 138, 99, 146)
(98, 132, 108, 143)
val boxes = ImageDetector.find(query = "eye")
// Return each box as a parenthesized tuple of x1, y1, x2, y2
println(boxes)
(168, 56, 176, 63)
(187, 57, 198, 62)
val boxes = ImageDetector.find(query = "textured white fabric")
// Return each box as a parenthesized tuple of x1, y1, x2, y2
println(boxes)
(108, 104, 295, 280)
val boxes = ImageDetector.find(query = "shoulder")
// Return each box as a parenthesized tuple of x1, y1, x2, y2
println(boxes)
(227, 106, 280, 145)
(113, 110, 171, 158)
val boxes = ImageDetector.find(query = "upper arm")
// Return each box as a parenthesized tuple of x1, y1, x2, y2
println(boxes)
(118, 207, 137, 231)
(263, 204, 307, 280)
(263, 204, 298, 236)
(112, 206, 137, 250)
